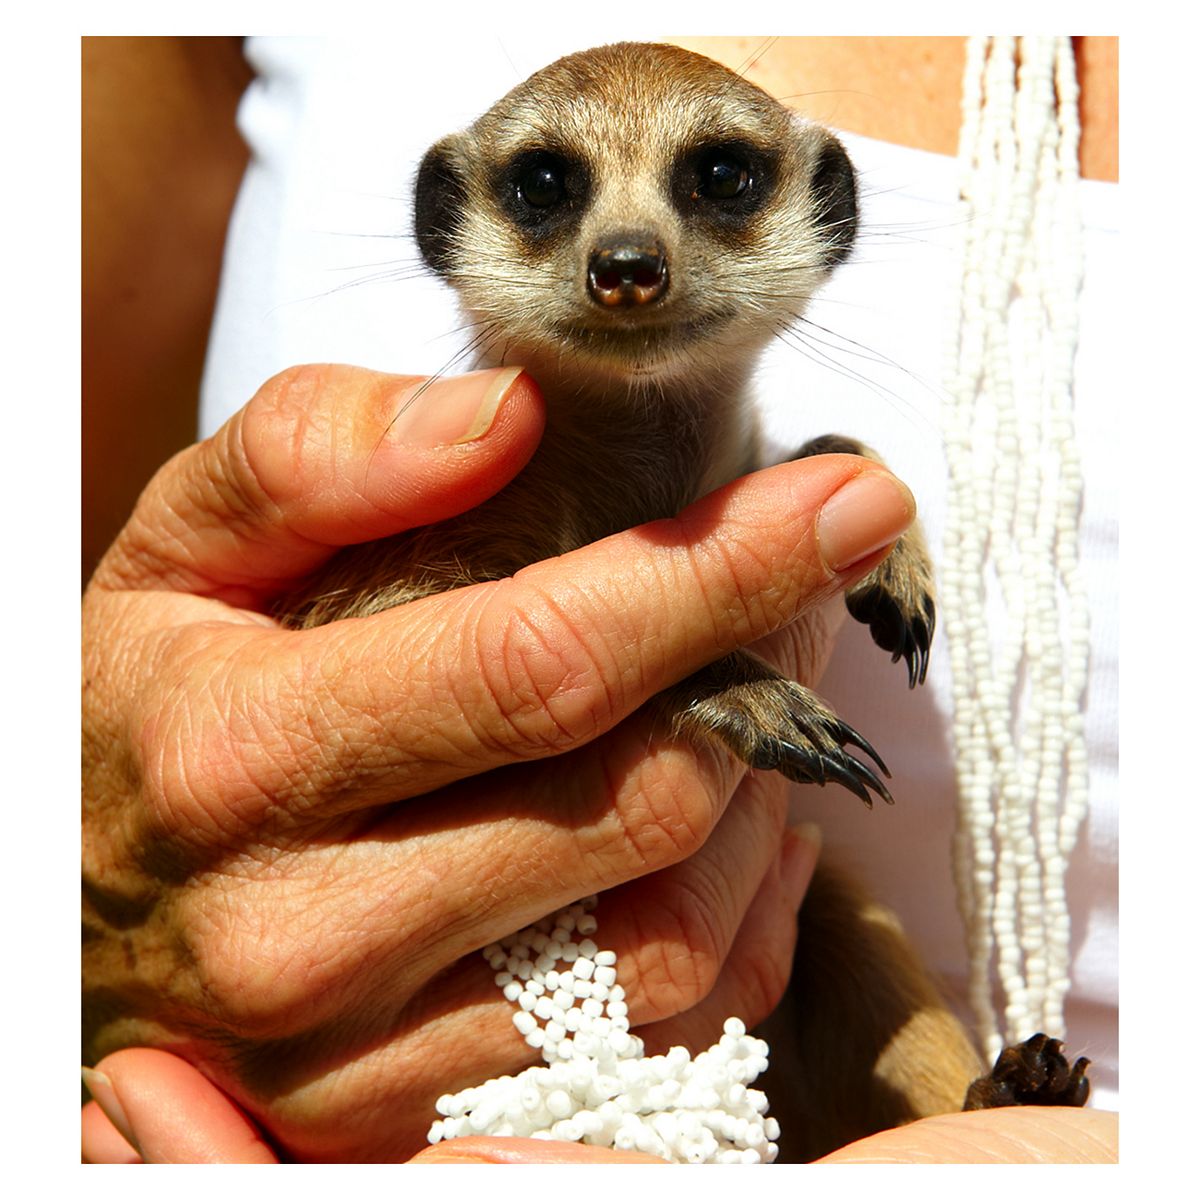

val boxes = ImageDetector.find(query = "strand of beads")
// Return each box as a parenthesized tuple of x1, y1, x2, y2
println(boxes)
(942, 36, 1089, 1061)
(427, 897, 780, 1163)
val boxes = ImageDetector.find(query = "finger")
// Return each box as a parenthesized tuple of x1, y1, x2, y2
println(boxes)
(632, 823, 821, 1052)
(179, 706, 823, 1042)
(814, 1107, 1118, 1164)
(241, 816, 819, 1157)
(161, 705, 747, 1039)
(585, 772, 804, 1028)
(84, 1049, 279, 1164)
(191, 457, 914, 824)
(410, 1136, 665, 1164)
(82, 1098, 142, 1163)
(94, 365, 545, 604)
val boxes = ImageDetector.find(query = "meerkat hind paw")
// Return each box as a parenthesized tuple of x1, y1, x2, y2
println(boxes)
(962, 1033, 1092, 1110)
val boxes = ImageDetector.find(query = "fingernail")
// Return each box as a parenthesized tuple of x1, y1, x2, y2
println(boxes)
(392, 367, 525, 448)
(780, 823, 821, 901)
(82, 1066, 140, 1154)
(788, 819, 823, 851)
(816, 470, 916, 573)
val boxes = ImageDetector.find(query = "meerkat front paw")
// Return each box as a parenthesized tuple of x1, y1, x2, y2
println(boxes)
(794, 434, 937, 688)
(667, 650, 892, 806)
(845, 530, 936, 688)
(963, 1033, 1092, 1110)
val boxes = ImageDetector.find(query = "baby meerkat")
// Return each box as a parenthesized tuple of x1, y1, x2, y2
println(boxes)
(285, 41, 931, 806)
(281, 43, 1089, 1158)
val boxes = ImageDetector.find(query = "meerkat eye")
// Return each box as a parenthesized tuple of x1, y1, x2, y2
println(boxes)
(517, 155, 567, 208)
(695, 150, 750, 200)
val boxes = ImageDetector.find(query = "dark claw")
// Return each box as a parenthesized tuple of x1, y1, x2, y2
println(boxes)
(771, 721, 893, 808)
(808, 753, 875, 807)
(833, 719, 891, 778)
(846, 583, 936, 690)
(842, 753, 894, 805)
(747, 738, 783, 773)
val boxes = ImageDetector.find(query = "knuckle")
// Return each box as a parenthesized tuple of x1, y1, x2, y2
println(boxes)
(612, 753, 724, 871)
(629, 879, 726, 1021)
(467, 581, 622, 757)
(132, 628, 321, 846)
(730, 928, 795, 1027)
(235, 364, 344, 516)
(177, 891, 316, 1038)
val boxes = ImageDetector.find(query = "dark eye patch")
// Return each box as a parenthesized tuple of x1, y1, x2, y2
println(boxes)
(494, 148, 590, 242)
(672, 139, 776, 231)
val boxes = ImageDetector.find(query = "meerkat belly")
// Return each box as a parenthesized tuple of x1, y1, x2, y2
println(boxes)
(278, 415, 713, 628)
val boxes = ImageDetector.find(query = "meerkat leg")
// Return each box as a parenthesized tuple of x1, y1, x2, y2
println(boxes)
(756, 862, 986, 1162)
(665, 649, 894, 806)
(793, 435, 937, 688)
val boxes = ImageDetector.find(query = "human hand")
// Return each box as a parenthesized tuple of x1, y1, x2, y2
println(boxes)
(82, 1047, 1117, 1164)
(83, 363, 910, 1161)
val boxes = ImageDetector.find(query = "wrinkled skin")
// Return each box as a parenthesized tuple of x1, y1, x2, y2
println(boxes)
(83, 364, 910, 1162)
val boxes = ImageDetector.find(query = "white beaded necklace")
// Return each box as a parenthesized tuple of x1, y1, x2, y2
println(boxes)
(428, 897, 780, 1163)
(941, 36, 1090, 1061)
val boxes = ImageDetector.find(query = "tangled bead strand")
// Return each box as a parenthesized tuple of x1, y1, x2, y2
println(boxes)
(942, 36, 1089, 1060)
(428, 897, 780, 1163)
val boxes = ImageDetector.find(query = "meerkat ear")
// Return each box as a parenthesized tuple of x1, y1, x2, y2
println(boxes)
(808, 134, 858, 269)
(414, 136, 468, 275)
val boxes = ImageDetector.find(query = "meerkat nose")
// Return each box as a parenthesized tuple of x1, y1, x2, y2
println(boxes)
(587, 235, 669, 307)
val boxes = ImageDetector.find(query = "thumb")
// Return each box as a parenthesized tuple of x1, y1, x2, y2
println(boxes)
(82, 1050, 278, 1164)
(93, 365, 543, 606)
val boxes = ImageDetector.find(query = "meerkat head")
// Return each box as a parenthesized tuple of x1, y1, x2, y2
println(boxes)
(414, 42, 857, 398)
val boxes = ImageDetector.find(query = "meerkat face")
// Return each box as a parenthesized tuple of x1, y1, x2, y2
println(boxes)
(414, 42, 857, 396)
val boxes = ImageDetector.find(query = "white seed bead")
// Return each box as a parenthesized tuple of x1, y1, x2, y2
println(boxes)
(429, 895, 780, 1162)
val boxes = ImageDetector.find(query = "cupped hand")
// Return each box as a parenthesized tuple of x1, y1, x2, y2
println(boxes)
(83, 363, 912, 1161)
